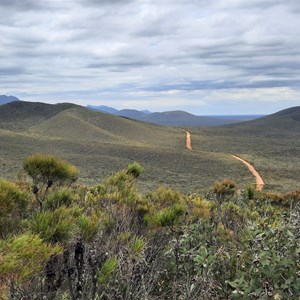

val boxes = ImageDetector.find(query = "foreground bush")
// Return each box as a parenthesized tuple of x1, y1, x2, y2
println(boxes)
(0, 156, 299, 299)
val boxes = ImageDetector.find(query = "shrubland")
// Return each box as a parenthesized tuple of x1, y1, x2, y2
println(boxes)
(0, 154, 299, 299)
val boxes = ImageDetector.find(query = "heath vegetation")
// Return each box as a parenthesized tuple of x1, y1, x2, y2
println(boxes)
(0, 154, 299, 299)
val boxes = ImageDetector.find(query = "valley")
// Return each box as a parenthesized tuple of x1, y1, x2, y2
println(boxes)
(0, 101, 299, 193)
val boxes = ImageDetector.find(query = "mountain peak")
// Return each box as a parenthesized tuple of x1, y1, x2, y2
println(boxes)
(0, 95, 20, 105)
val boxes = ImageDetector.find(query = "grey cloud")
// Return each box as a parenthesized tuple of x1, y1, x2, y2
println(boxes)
(143, 78, 300, 93)
(87, 61, 151, 72)
(85, 0, 135, 5)
(0, 0, 48, 10)
(0, 67, 27, 76)
(1, 0, 300, 113)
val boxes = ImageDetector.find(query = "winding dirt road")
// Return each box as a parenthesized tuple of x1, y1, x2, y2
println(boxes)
(184, 130, 192, 150)
(183, 129, 264, 191)
(232, 155, 264, 191)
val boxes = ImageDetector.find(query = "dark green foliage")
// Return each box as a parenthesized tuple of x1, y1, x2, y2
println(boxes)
(228, 224, 300, 299)
(246, 184, 255, 200)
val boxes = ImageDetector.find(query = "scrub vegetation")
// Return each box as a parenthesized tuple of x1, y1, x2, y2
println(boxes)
(0, 101, 299, 193)
(0, 154, 299, 299)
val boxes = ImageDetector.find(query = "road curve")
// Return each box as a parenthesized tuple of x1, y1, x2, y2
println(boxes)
(182, 131, 264, 191)
(232, 155, 264, 191)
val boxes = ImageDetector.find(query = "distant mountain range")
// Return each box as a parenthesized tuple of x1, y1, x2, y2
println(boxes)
(87, 105, 264, 127)
(0, 95, 20, 105)
(0, 96, 263, 127)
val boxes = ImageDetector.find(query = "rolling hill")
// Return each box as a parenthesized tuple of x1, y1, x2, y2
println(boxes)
(0, 101, 78, 131)
(251, 106, 300, 124)
(140, 110, 239, 126)
(0, 101, 299, 192)
(223, 106, 300, 136)
(0, 101, 243, 191)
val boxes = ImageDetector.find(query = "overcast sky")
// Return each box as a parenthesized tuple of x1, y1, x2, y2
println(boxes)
(1, 0, 300, 114)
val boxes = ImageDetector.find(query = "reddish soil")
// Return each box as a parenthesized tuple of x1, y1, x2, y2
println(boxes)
(232, 155, 264, 191)
(183, 130, 264, 191)
(185, 130, 192, 150)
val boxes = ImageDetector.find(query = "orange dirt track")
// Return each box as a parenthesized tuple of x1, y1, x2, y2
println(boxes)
(232, 155, 264, 191)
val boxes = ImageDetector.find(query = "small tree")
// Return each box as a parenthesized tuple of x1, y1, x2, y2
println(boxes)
(23, 154, 79, 210)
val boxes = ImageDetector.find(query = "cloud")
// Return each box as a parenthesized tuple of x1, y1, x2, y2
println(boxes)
(0, 0, 300, 114)
(0, 67, 27, 76)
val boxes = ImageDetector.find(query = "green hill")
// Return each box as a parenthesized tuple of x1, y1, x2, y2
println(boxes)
(0, 101, 78, 131)
(223, 106, 300, 136)
(0, 101, 299, 192)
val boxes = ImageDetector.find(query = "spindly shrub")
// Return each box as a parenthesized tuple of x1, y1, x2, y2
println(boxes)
(97, 257, 118, 284)
(147, 186, 184, 207)
(78, 214, 99, 242)
(28, 207, 81, 243)
(189, 195, 212, 220)
(213, 179, 237, 202)
(130, 237, 144, 256)
(43, 188, 74, 211)
(0, 179, 29, 237)
(0, 233, 61, 289)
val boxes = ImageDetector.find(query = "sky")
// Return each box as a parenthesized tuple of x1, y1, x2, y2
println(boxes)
(1, 0, 300, 115)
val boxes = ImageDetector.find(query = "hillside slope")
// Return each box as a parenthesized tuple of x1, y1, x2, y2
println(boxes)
(0, 101, 78, 131)
(225, 106, 300, 135)
(30, 106, 183, 148)
(1, 102, 299, 192)
(1, 101, 250, 191)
